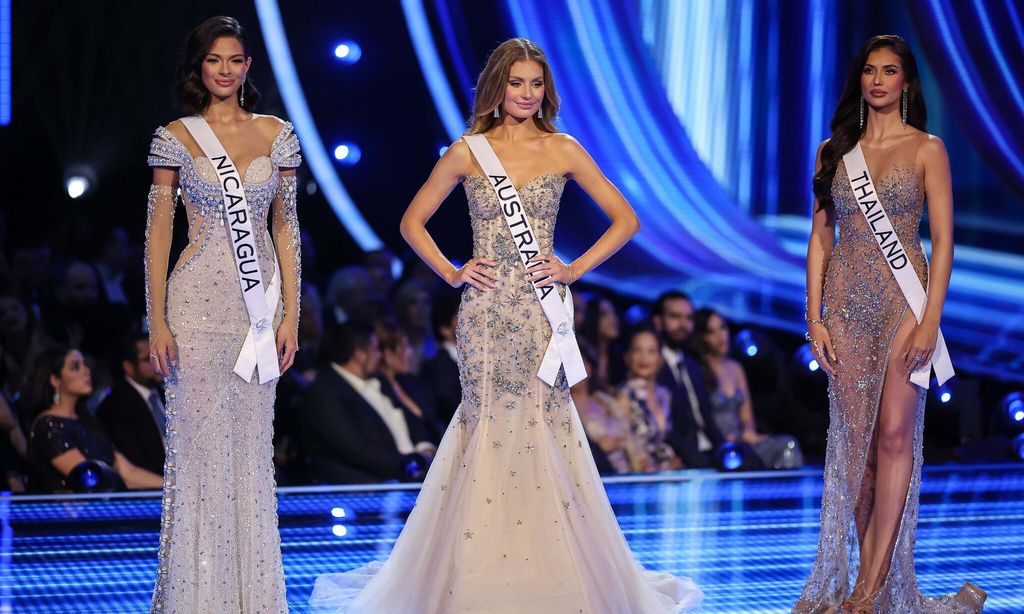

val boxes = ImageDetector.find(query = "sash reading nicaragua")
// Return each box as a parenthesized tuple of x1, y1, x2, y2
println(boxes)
(843, 143, 954, 388)
(180, 116, 281, 384)
(462, 134, 587, 387)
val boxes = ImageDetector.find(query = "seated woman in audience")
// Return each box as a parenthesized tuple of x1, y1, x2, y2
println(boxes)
(572, 340, 646, 474)
(621, 327, 684, 472)
(579, 293, 626, 387)
(689, 308, 803, 469)
(376, 321, 443, 443)
(26, 346, 163, 493)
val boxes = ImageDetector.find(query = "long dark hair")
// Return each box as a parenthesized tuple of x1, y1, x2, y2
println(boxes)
(24, 345, 73, 417)
(687, 308, 722, 392)
(813, 35, 926, 212)
(175, 16, 261, 115)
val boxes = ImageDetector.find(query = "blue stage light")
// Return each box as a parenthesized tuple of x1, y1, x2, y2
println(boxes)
(716, 441, 745, 471)
(1002, 392, 1024, 425)
(333, 143, 361, 165)
(438, 145, 449, 156)
(333, 41, 362, 63)
(330, 506, 346, 518)
(1013, 433, 1024, 461)
(735, 329, 758, 357)
(331, 525, 348, 537)
(796, 344, 819, 372)
(937, 385, 953, 404)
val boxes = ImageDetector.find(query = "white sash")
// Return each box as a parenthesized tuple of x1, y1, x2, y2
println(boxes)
(462, 134, 587, 387)
(843, 143, 954, 388)
(180, 116, 281, 384)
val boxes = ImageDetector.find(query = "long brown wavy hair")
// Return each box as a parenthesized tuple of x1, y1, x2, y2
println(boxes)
(466, 38, 560, 135)
(812, 35, 927, 212)
(175, 16, 261, 115)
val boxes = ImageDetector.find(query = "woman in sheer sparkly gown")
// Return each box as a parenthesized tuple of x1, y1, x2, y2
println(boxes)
(796, 36, 985, 614)
(144, 18, 300, 613)
(310, 38, 702, 614)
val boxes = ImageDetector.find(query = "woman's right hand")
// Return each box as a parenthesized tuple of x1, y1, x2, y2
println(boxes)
(807, 321, 838, 377)
(149, 324, 179, 379)
(448, 257, 498, 290)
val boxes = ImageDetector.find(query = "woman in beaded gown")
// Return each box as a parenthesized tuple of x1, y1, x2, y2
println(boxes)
(310, 38, 702, 614)
(796, 36, 984, 614)
(144, 17, 300, 613)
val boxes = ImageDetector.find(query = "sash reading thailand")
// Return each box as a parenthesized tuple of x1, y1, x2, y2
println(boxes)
(462, 134, 587, 387)
(843, 142, 954, 388)
(180, 116, 281, 384)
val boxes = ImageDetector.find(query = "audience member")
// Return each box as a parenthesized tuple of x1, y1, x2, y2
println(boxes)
(0, 393, 27, 491)
(93, 226, 143, 311)
(364, 247, 397, 305)
(95, 334, 166, 475)
(621, 327, 684, 471)
(571, 340, 643, 474)
(689, 308, 804, 469)
(300, 323, 436, 484)
(376, 320, 443, 443)
(0, 289, 54, 398)
(579, 293, 626, 386)
(419, 291, 462, 426)
(25, 346, 162, 493)
(394, 280, 435, 375)
(651, 291, 725, 468)
(324, 265, 382, 326)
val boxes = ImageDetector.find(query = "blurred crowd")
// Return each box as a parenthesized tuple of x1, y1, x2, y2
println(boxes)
(1, 227, 807, 495)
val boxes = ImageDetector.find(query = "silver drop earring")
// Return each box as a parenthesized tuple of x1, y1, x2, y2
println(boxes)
(240, 77, 246, 107)
(53, 390, 60, 406)
(537, 105, 543, 119)
(901, 90, 908, 127)
(859, 98, 865, 130)
(493, 106, 500, 118)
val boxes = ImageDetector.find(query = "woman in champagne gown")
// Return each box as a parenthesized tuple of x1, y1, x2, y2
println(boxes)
(145, 17, 300, 613)
(310, 38, 702, 614)
(796, 35, 984, 613)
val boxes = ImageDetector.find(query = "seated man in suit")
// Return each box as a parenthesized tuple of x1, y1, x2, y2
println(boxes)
(652, 291, 724, 468)
(418, 290, 461, 426)
(96, 334, 166, 475)
(301, 323, 437, 484)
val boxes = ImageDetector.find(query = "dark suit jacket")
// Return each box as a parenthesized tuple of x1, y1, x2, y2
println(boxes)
(657, 352, 725, 468)
(381, 374, 444, 444)
(300, 366, 432, 484)
(418, 348, 461, 427)
(95, 379, 165, 475)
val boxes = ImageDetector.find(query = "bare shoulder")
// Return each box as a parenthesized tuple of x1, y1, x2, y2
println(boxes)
(163, 119, 189, 141)
(918, 133, 948, 162)
(436, 138, 477, 179)
(550, 132, 584, 155)
(252, 114, 288, 142)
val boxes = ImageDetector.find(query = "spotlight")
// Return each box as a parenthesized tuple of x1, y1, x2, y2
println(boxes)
(735, 329, 759, 357)
(438, 145, 449, 156)
(715, 441, 758, 471)
(333, 143, 362, 165)
(330, 506, 346, 518)
(331, 525, 348, 537)
(1014, 433, 1024, 461)
(1002, 392, 1024, 426)
(65, 164, 96, 199)
(333, 41, 362, 63)
(937, 385, 952, 404)
(795, 344, 820, 372)
(66, 176, 89, 199)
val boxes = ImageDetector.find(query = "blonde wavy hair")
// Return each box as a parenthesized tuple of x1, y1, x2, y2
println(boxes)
(466, 38, 560, 135)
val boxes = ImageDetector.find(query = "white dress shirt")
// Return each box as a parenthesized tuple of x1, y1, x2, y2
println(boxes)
(662, 346, 713, 452)
(332, 364, 435, 456)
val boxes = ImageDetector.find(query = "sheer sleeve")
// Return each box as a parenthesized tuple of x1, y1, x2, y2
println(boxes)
(145, 127, 187, 331)
(271, 123, 301, 329)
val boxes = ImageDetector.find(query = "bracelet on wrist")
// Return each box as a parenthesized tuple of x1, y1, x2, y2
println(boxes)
(806, 317, 824, 326)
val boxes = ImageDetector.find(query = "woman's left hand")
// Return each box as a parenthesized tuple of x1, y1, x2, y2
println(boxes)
(524, 254, 572, 287)
(901, 322, 938, 374)
(277, 321, 299, 374)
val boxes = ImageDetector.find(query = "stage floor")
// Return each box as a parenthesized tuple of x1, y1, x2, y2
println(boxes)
(3, 463, 1022, 613)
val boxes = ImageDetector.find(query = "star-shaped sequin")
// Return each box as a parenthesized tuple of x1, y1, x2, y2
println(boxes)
(528, 418, 538, 428)
(486, 412, 496, 423)
(492, 440, 502, 449)
(524, 443, 536, 454)
(464, 530, 474, 540)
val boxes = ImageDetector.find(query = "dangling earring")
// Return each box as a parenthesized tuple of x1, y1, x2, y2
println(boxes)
(239, 76, 246, 107)
(859, 97, 865, 130)
(901, 90, 908, 127)
(53, 389, 60, 406)
(537, 105, 544, 119)
(493, 106, 500, 118)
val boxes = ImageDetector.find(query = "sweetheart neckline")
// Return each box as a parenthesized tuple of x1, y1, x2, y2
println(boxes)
(462, 172, 567, 193)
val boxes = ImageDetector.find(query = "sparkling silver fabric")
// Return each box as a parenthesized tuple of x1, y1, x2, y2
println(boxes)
(309, 174, 703, 613)
(795, 146, 983, 613)
(145, 121, 301, 613)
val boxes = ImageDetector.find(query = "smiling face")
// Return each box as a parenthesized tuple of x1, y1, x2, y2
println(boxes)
(502, 60, 545, 120)
(625, 330, 662, 380)
(201, 36, 251, 103)
(861, 47, 907, 111)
